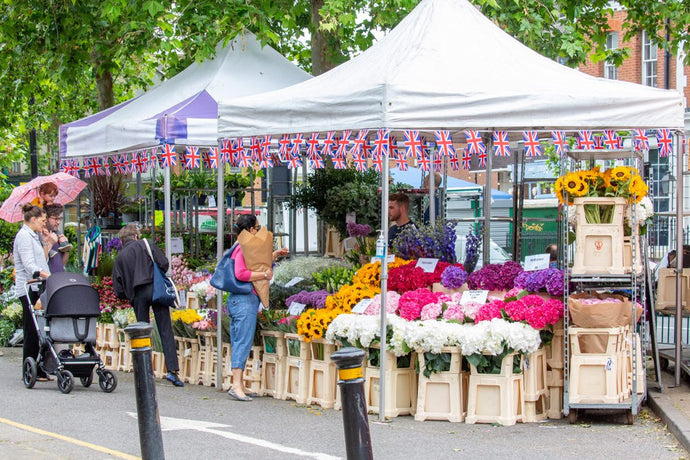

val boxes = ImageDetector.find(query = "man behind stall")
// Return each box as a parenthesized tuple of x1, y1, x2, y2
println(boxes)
(388, 192, 416, 246)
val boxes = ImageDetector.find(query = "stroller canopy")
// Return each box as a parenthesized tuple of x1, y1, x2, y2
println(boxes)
(42, 272, 101, 318)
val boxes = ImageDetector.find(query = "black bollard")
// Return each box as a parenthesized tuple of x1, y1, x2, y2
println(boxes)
(125, 322, 165, 460)
(331, 347, 373, 460)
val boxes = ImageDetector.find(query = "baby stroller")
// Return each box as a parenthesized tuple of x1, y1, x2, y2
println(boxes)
(22, 271, 117, 394)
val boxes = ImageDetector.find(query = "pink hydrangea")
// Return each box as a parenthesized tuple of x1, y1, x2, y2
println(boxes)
(504, 299, 528, 322)
(460, 301, 483, 320)
(474, 300, 505, 322)
(504, 287, 522, 300)
(420, 302, 443, 320)
(363, 292, 401, 316)
(398, 288, 440, 321)
(443, 303, 465, 322)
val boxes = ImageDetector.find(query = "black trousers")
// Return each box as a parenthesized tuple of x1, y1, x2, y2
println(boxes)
(20, 289, 47, 377)
(132, 283, 179, 373)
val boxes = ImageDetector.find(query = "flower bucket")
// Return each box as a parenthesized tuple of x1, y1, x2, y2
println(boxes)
(466, 352, 525, 426)
(282, 333, 310, 404)
(572, 197, 628, 275)
(364, 344, 417, 418)
(260, 331, 286, 398)
(307, 339, 337, 409)
(415, 347, 465, 422)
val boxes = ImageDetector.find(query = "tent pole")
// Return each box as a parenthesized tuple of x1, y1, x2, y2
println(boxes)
(675, 131, 684, 387)
(482, 135, 493, 266)
(379, 147, 390, 423)
(429, 146, 435, 227)
(302, 156, 309, 255)
(216, 141, 226, 389)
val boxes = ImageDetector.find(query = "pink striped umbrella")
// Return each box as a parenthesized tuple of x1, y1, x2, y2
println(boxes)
(0, 172, 87, 222)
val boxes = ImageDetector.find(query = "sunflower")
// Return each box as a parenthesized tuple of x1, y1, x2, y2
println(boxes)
(554, 176, 565, 204)
(580, 167, 601, 184)
(628, 176, 648, 203)
(563, 172, 588, 197)
(610, 166, 631, 183)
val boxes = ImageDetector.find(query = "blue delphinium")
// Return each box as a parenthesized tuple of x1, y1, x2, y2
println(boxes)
(392, 220, 457, 263)
(464, 227, 482, 274)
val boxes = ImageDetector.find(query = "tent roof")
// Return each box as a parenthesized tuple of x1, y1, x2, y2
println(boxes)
(60, 33, 311, 158)
(218, 0, 683, 138)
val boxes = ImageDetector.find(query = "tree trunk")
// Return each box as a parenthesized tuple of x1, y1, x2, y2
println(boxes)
(310, 0, 340, 76)
(94, 65, 115, 110)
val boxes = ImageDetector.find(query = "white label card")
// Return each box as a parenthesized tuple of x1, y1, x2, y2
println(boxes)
(170, 237, 184, 254)
(460, 290, 489, 305)
(284, 277, 304, 288)
(351, 298, 372, 314)
(416, 258, 439, 273)
(386, 254, 396, 263)
(207, 196, 217, 207)
(523, 253, 550, 271)
(287, 302, 307, 316)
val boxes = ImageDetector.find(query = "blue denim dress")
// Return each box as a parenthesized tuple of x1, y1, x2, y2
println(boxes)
(227, 292, 260, 369)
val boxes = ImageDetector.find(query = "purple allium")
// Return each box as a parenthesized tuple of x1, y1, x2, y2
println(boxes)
(106, 237, 122, 253)
(346, 222, 372, 238)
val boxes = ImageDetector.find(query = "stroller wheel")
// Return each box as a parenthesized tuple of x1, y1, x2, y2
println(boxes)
(98, 370, 117, 393)
(23, 357, 37, 389)
(56, 369, 74, 394)
(80, 373, 93, 388)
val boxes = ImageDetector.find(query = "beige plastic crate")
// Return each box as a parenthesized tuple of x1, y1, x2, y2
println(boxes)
(546, 386, 563, 419)
(524, 393, 549, 423)
(364, 349, 417, 418)
(656, 268, 690, 312)
(282, 333, 311, 404)
(571, 197, 627, 275)
(465, 353, 525, 426)
(260, 331, 286, 398)
(523, 348, 548, 402)
(307, 340, 337, 409)
(415, 347, 465, 422)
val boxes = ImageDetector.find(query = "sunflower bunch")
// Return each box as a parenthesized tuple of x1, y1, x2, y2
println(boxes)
(555, 166, 648, 205)
(351, 258, 413, 287)
(296, 308, 341, 342)
(324, 282, 381, 312)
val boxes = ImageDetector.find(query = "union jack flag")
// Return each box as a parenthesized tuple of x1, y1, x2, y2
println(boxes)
(82, 158, 96, 178)
(417, 151, 431, 171)
(112, 154, 130, 174)
(449, 151, 460, 171)
(70, 159, 82, 177)
(322, 131, 336, 158)
(657, 128, 673, 157)
(228, 139, 243, 166)
(361, 139, 372, 159)
(159, 144, 177, 168)
(306, 133, 320, 158)
(433, 155, 443, 172)
(259, 147, 274, 168)
(336, 130, 352, 157)
(332, 154, 347, 169)
(373, 129, 389, 157)
(492, 131, 511, 157)
(403, 130, 423, 159)
(285, 152, 302, 169)
(633, 129, 649, 151)
(131, 151, 147, 174)
(353, 152, 368, 172)
(60, 159, 74, 176)
(476, 149, 487, 167)
(96, 157, 110, 176)
(291, 133, 305, 156)
(147, 147, 157, 167)
(602, 130, 621, 150)
(238, 149, 252, 168)
(391, 137, 408, 171)
(371, 152, 383, 172)
(461, 148, 472, 170)
(308, 152, 324, 169)
(249, 137, 261, 164)
(204, 147, 219, 169)
(184, 146, 200, 170)
(350, 129, 369, 157)
(260, 135, 272, 158)
(220, 139, 232, 164)
(465, 130, 486, 155)
(551, 131, 568, 156)
(523, 131, 542, 157)
(434, 130, 455, 158)
(593, 135, 604, 150)
(278, 134, 292, 160)
(576, 130, 595, 150)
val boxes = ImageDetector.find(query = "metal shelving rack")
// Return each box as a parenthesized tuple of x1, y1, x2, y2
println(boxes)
(561, 147, 648, 425)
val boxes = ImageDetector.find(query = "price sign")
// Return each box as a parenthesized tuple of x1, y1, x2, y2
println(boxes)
(523, 253, 550, 271)
(170, 237, 184, 254)
(386, 254, 396, 264)
(287, 302, 307, 316)
(284, 277, 305, 288)
(460, 290, 489, 305)
(370, 257, 380, 265)
(351, 298, 373, 314)
(416, 258, 439, 273)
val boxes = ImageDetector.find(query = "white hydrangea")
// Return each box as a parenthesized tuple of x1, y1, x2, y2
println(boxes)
(625, 196, 654, 227)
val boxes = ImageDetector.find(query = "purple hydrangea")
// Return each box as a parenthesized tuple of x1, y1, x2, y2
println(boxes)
(286, 290, 330, 309)
(441, 265, 468, 289)
(498, 261, 524, 290)
(514, 268, 564, 294)
(467, 264, 503, 290)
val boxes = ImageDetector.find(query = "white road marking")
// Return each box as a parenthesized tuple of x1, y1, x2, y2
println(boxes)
(127, 413, 342, 460)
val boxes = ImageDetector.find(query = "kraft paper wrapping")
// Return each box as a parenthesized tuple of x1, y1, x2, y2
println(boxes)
(237, 227, 274, 307)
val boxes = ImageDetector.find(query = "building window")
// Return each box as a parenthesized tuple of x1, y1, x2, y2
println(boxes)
(642, 30, 657, 87)
(11, 161, 21, 174)
(604, 32, 618, 80)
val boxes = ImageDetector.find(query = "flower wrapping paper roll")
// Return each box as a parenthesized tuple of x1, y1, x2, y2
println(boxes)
(237, 226, 274, 307)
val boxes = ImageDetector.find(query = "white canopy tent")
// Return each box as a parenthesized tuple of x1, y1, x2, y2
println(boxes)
(217, 0, 685, 416)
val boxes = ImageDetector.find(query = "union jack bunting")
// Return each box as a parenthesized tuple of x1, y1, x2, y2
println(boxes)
(308, 152, 325, 169)
(93, 157, 108, 176)
(322, 131, 336, 158)
(350, 129, 369, 157)
(220, 139, 232, 163)
(59, 159, 72, 176)
(102, 157, 112, 175)
(204, 147, 219, 169)
(277, 134, 292, 160)
(476, 148, 487, 167)
(147, 147, 157, 167)
(159, 144, 177, 168)
(373, 129, 390, 157)
(403, 130, 423, 159)
(417, 151, 431, 171)
(465, 130, 486, 155)
(306, 133, 320, 158)
(523, 131, 542, 157)
(434, 130, 455, 158)
(492, 131, 511, 157)
(418, 136, 430, 159)
(336, 130, 352, 157)
(285, 152, 303, 169)
(392, 137, 408, 171)
(237, 148, 252, 168)
(602, 130, 621, 150)
(184, 146, 200, 170)
(633, 129, 649, 151)
(361, 139, 372, 160)
(593, 135, 604, 150)
(260, 135, 272, 159)
(259, 147, 274, 168)
(657, 128, 673, 157)
(353, 152, 368, 172)
(131, 151, 146, 174)
(551, 131, 568, 156)
(332, 154, 347, 169)
(291, 133, 305, 156)
(70, 159, 82, 177)
(229, 139, 244, 166)
(449, 151, 460, 171)
(82, 158, 96, 178)
(370, 153, 383, 172)
(112, 154, 129, 175)
(461, 148, 472, 170)
(576, 130, 595, 150)
(249, 137, 262, 164)
(433, 155, 443, 172)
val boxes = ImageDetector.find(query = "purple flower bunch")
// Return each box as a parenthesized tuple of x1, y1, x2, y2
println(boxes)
(441, 265, 468, 289)
(463, 227, 482, 273)
(499, 261, 524, 289)
(105, 237, 122, 253)
(392, 221, 457, 263)
(346, 222, 372, 238)
(514, 268, 564, 296)
(286, 289, 330, 309)
(466, 264, 503, 290)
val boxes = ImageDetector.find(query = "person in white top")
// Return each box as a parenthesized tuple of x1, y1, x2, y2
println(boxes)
(13, 203, 51, 380)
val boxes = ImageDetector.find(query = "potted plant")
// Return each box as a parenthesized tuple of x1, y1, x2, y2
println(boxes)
(88, 175, 125, 228)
